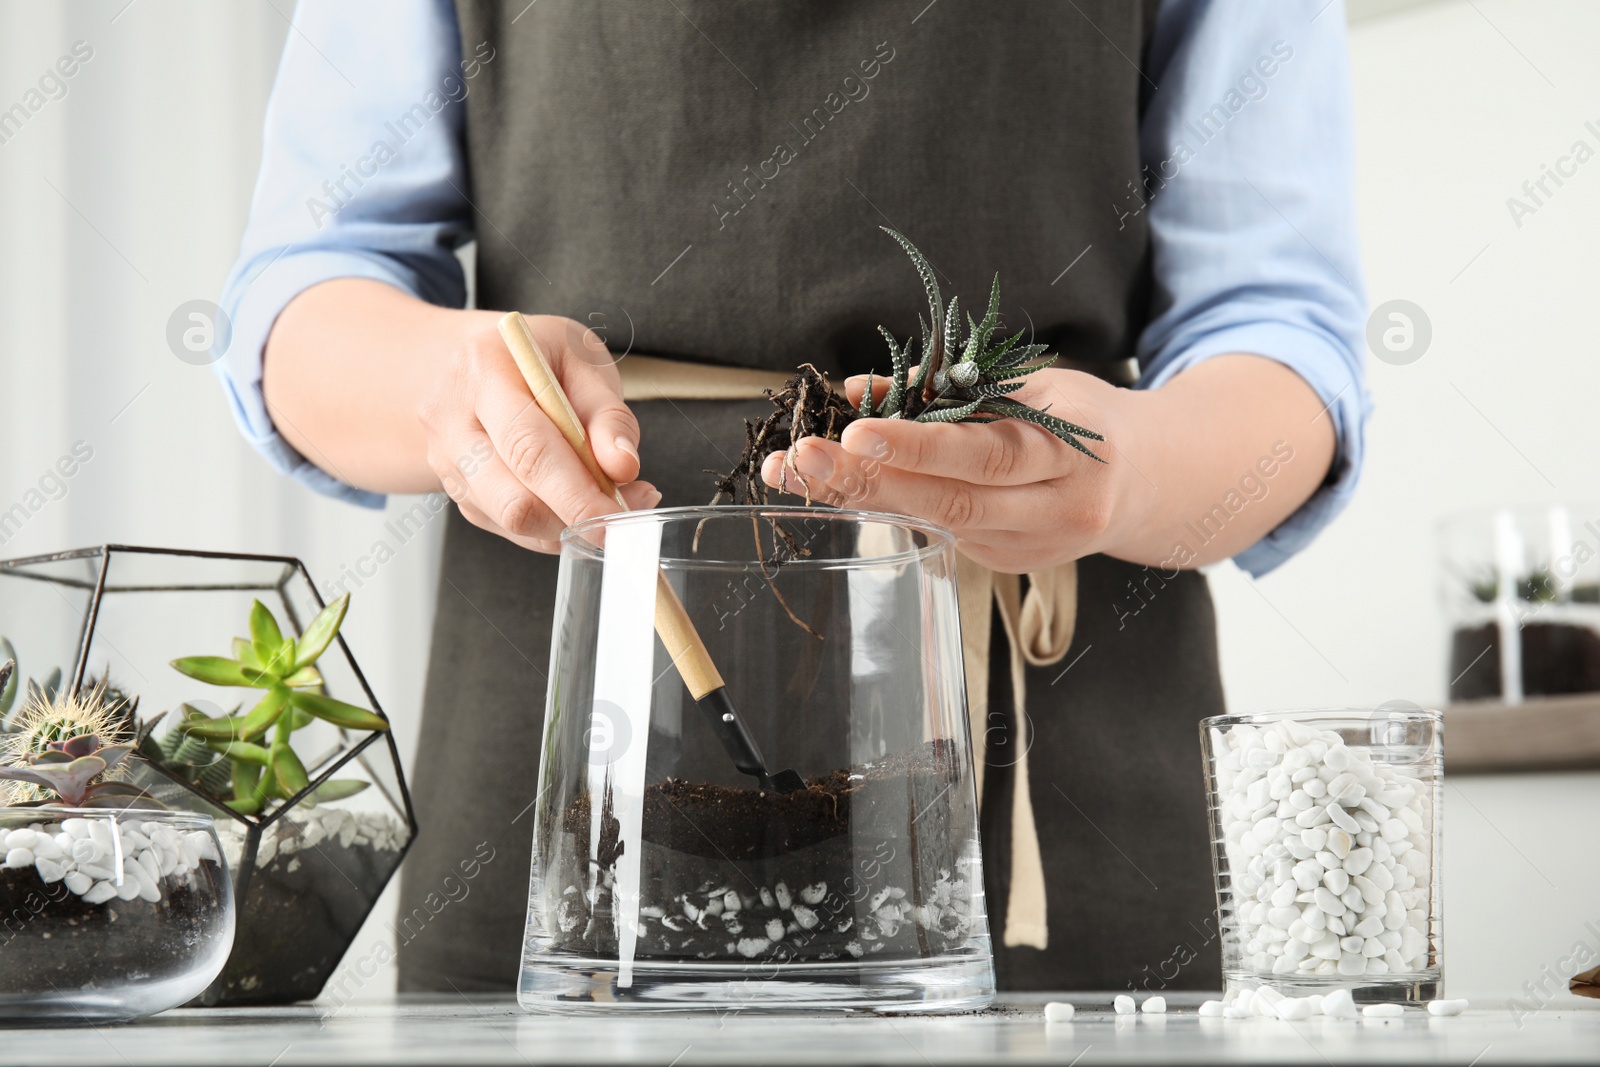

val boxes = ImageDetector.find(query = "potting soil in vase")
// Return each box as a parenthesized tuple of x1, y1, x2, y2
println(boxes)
(1448, 620, 1600, 701)
(0, 818, 229, 1000)
(206, 805, 408, 1003)
(550, 739, 979, 963)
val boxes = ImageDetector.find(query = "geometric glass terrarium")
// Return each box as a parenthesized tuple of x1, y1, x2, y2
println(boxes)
(0, 544, 415, 1005)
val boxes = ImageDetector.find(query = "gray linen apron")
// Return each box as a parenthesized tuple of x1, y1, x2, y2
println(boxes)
(397, 0, 1225, 993)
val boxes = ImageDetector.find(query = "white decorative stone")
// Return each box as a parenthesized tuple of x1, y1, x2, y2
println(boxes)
(1043, 1002, 1075, 1023)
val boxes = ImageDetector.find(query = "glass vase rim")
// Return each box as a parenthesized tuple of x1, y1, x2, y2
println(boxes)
(1201, 706, 1443, 729)
(560, 505, 956, 566)
(0, 805, 217, 827)
(1436, 502, 1600, 534)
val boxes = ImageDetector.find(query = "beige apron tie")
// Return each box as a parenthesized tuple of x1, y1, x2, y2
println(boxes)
(619, 355, 1082, 951)
(957, 555, 1078, 950)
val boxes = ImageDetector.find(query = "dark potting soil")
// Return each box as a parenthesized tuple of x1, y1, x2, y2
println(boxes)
(0, 861, 228, 998)
(205, 831, 400, 1005)
(1449, 621, 1600, 701)
(548, 739, 979, 963)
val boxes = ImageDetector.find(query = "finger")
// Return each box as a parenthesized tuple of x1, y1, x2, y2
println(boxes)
(838, 414, 1068, 487)
(431, 428, 568, 543)
(619, 481, 663, 510)
(453, 498, 563, 555)
(842, 374, 889, 408)
(765, 438, 1057, 533)
(475, 359, 626, 529)
(528, 316, 641, 486)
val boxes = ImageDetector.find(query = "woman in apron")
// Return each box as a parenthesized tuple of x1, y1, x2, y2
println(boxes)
(219, 0, 1367, 993)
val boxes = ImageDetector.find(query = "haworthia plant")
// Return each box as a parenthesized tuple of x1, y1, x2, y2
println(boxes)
(861, 228, 1105, 462)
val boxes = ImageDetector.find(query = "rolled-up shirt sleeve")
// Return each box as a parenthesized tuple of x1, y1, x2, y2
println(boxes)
(217, 0, 474, 508)
(1136, 0, 1371, 577)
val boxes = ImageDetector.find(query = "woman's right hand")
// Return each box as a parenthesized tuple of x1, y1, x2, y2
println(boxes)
(419, 312, 659, 553)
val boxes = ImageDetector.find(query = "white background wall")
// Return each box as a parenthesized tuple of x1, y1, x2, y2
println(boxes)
(0, 0, 1595, 1007)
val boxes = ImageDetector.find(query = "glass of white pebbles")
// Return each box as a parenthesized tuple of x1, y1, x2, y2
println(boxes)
(1201, 708, 1442, 1003)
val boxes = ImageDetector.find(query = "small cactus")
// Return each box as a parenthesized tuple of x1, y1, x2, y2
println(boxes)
(0, 683, 159, 809)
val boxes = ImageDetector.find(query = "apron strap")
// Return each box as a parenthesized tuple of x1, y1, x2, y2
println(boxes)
(957, 554, 1079, 950)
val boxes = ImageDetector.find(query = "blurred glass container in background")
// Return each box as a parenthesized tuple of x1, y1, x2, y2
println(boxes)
(1441, 506, 1600, 704)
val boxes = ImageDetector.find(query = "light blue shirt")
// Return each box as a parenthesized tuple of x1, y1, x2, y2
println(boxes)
(218, 0, 1369, 578)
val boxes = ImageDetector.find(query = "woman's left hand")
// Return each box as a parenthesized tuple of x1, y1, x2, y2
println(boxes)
(759, 368, 1135, 573)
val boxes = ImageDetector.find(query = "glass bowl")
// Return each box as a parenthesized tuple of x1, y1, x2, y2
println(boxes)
(1201, 708, 1442, 1004)
(519, 506, 994, 1013)
(0, 807, 235, 1023)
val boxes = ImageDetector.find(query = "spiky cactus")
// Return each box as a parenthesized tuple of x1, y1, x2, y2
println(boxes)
(0, 683, 160, 809)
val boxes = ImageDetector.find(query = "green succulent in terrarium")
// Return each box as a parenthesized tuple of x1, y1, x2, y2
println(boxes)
(0, 681, 160, 809)
(714, 227, 1104, 508)
(1465, 566, 1586, 604)
(152, 593, 388, 816)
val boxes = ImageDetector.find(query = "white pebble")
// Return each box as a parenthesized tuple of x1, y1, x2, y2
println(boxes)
(1044, 1002, 1075, 1023)
(1322, 988, 1358, 1018)
(83, 879, 117, 905)
(1113, 994, 1135, 1015)
(86, 819, 115, 854)
(33, 856, 65, 883)
(1198, 1000, 1224, 1017)
(1275, 997, 1312, 1021)
(63, 871, 92, 895)
(1427, 999, 1468, 1017)
(5, 847, 34, 869)
(1362, 1003, 1404, 1018)
(1141, 996, 1166, 1014)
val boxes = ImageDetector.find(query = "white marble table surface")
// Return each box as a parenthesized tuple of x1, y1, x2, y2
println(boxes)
(7, 992, 1597, 1065)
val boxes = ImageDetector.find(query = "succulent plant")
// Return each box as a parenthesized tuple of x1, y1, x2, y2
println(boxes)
(713, 228, 1105, 510)
(159, 594, 388, 816)
(0, 682, 160, 809)
(860, 227, 1105, 461)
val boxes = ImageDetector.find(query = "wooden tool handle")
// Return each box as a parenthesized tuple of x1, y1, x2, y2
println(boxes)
(496, 312, 725, 700)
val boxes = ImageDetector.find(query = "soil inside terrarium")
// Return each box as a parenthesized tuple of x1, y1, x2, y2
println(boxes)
(549, 739, 978, 964)
(0, 861, 228, 999)
(206, 809, 406, 1005)
(1449, 620, 1600, 701)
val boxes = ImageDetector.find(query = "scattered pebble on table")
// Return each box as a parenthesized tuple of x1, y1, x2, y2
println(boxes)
(1198, 1000, 1225, 1017)
(1043, 1002, 1075, 1023)
(1113, 994, 1136, 1015)
(1427, 999, 1469, 1016)
(1141, 996, 1166, 1014)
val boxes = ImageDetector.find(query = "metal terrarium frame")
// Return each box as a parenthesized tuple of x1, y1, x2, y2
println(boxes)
(0, 543, 417, 833)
